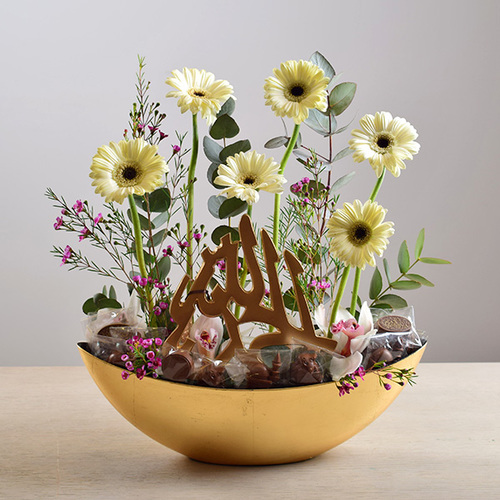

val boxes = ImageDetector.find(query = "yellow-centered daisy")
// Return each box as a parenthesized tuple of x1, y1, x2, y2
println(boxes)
(326, 200, 394, 270)
(264, 60, 329, 124)
(215, 150, 285, 205)
(349, 111, 420, 178)
(165, 68, 234, 125)
(90, 138, 168, 204)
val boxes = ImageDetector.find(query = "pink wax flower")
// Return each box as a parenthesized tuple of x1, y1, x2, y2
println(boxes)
(148, 125, 158, 133)
(163, 245, 174, 257)
(93, 213, 103, 225)
(172, 144, 181, 153)
(193, 232, 202, 242)
(79, 227, 90, 241)
(159, 131, 168, 141)
(73, 200, 84, 213)
(61, 245, 72, 265)
(53, 217, 63, 230)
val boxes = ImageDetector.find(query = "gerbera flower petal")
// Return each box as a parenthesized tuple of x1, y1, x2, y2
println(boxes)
(165, 68, 234, 125)
(214, 150, 286, 205)
(349, 111, 420, 178)
(326, 200, 394, 270)
(264, 60, 329, 124)
(89, 138, 168, 204)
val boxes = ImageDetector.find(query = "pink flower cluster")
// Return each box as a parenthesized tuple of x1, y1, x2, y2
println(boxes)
(60, 245, 72, 266)
(121, 336, 163, 381)
(308, 279, 331, 290)
(337, 366, 366, 397)
(290, 177, 311, 193)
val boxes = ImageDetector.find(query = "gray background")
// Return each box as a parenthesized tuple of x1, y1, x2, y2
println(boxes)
(1, 0, 499, 366)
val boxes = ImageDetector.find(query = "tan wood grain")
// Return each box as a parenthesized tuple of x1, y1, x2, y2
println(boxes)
(0, 363, 498, 499)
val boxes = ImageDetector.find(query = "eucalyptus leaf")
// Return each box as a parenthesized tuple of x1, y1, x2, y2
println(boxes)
(415, 228, 425, 259)
(406, 273, 434, 287)
(207, 163, 223, 189)
(398, 240, 410, 274)
(219, 139, 251, 163)
(375, 294, 408, 309)
(133, 194, 147, 211)
(96, 297, 122, 310)
(82, 298, 98, 315)
(211, 225, 240, 245)
(310, 51, 335, 81)
(203, 136, 223, 163)
(419, 257, 451, 264)
(329, 82, 357, 116)
(108, 286, 117, 300)
(369, 267, 383, 300)
(127, 209, 152, 230)
(93, 293, 107, 303)
(210, 114, 240, 140)
(208, 195, 225, 219)
(152, 211, 169, 228)
(304, 108, 336, 136)
(332, 147, 352, 163)
(264, 136, 288, 149)
(292, 149, 311, 161)
(391, 280, 421, 290)
(383, 258, 392, 284)
(219, 197, 247, 219)
(156, 256, 171, 281)
(330, 171, 355, 193)
(101, 285, 107, 296)
(217, 97, 236, 117)
(333, 115, 356, 135)
(151, 229, 167, 247)
(148, 188, 171, 212)
(283, 288, 298, 312)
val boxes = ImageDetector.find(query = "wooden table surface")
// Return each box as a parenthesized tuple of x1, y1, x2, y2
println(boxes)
(0, 363, 499, 499)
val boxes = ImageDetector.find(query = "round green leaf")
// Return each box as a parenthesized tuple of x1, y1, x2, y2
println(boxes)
(219, 139, 251, 163)
(218, 197, 247, 219)
(210, 114, 240, 140)
(207, 163, 224, 189)
(375, 294, 408, 309)
(208, 195, 225, 219)
(217, 97, 236, 117)
(148, 188, 171, 212)
(156, 256, 171, 281)
(264, 136, 288, 149)
(328, 82, 357, 116)
(310, 51, 335, 81)
(82, 298, 98, 315)
(203, 136, 223, 163)
(211, 225, 240, 245)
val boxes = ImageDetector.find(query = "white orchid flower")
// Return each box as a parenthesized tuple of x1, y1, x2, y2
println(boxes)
(329, 351, 363, 382)
(190, 315, 223, 359)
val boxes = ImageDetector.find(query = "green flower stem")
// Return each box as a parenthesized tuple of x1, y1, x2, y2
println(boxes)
(369, 167, 386, 202)
(273, 123, 301, 249)
(186, 113, 199, 280)
(128, 194, 154, 318)
(235, 203, 253, 319)
(350, 267, 361, 315)
(328, 265, 350, 335)
(349, 168, 387, 316)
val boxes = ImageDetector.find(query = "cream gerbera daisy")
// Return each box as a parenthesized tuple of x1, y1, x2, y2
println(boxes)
(90, 138, 168, 204)
(214, 150, 286, 205)
(349, 111, 420, 178)
(326, 200, 394, 270)
(165, 68, 234, 125)
(264, 60, 329, 124)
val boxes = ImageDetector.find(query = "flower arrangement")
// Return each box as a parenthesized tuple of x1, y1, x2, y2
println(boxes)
(48, 53, 449, 396)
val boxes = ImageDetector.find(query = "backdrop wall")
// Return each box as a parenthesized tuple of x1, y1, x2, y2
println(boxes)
(1, 0, 499, 365)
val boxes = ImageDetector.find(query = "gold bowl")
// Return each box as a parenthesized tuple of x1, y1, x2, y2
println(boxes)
(78, 342, 426, 465)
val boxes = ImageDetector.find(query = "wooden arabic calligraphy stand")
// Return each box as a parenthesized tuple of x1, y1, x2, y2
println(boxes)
(166, 215, 337, 361)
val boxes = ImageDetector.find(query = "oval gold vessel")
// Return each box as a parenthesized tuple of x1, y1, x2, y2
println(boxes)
(78, 342, 426, 465)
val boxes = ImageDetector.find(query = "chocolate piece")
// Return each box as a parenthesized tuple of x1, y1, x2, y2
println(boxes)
(162, 351, 193, 382)
(290, 352, 323, 385)
(97, 324, 129, 337)
(376, 315, 411, 333)
(246, 359, 273, 389)
(196, 363, 226, 388)
(269, 352, 281, 384)
(107, 351, 126, 367)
